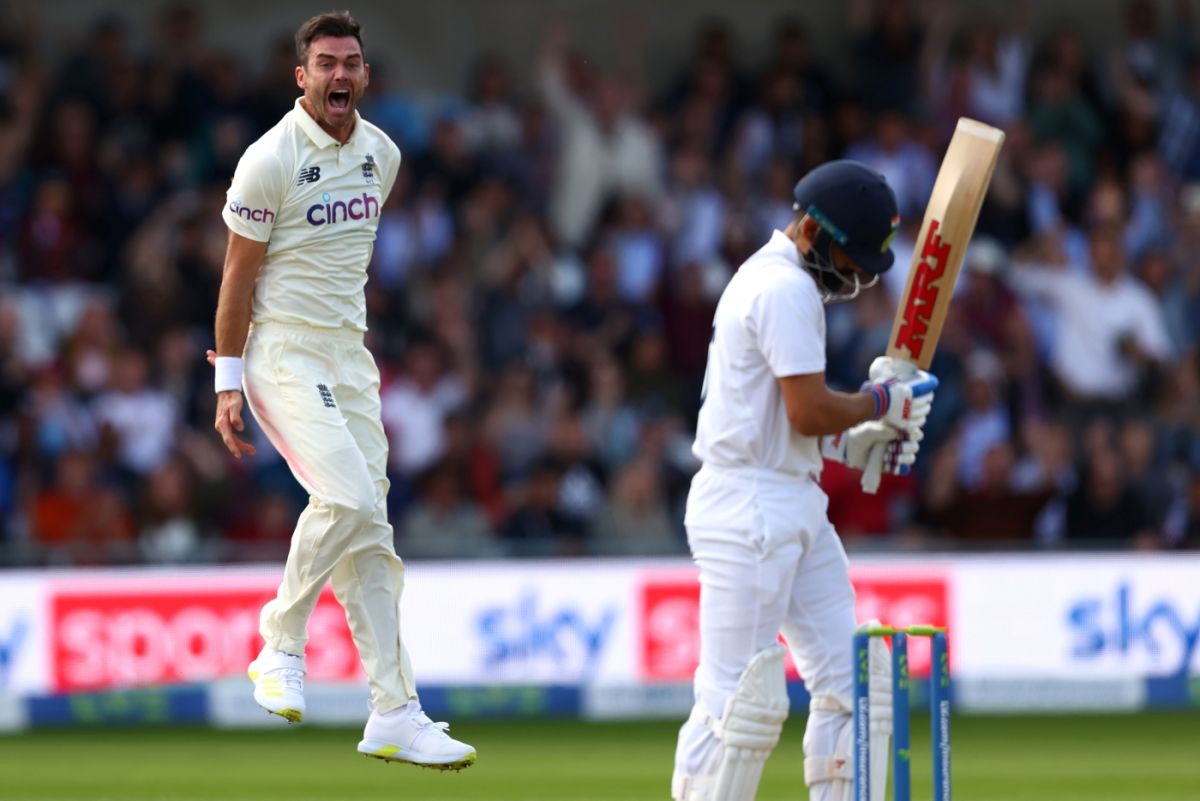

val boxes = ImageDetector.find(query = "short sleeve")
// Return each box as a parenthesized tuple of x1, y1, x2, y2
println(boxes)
(222, 147, 285, 243)
(381, 139, 403, 200)
(750, 273, 826, 377)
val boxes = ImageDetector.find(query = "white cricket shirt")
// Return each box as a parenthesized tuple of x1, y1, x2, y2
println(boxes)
(693, 230, 826, 477)
(222, 99, 401, 331)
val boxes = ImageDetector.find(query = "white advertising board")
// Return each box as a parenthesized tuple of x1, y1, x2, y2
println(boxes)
(0, 575, 49, 694)
(952, 555, 1200, 679)
(2, 552, 1199, 702)
(402, 560, 642, 684)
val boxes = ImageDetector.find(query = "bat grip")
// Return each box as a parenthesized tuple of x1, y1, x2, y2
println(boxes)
(861, 443, 885, 494)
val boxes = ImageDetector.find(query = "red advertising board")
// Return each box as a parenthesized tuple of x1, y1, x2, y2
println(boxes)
(641, 579, 702, 682)
(51, 586, 361, 692)
(640, 569, 949, 681)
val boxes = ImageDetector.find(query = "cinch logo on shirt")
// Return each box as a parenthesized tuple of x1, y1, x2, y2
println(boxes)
(228, 200, 276, 223)
(306, 191, 381, 226)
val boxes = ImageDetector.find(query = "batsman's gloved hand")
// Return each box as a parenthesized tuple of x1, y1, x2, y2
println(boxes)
(821, 421, 923, 474)
(861, 356, 938, 432)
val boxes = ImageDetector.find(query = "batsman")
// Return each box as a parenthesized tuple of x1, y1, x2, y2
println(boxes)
(671, 160, 937, 801)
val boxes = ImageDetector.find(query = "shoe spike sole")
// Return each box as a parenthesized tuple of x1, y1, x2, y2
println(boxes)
(361, 753, 476, 772)
(262, 708, 303, 724)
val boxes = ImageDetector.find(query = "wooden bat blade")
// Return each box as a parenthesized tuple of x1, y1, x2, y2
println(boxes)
(886, 118, 1005, 370)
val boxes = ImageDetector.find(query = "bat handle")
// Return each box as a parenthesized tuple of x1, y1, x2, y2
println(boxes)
(861, 443, 885, 494)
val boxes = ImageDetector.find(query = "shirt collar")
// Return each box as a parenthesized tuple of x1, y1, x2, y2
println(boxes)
(291, 98, 368, 155)
(765, 229, 802, 266)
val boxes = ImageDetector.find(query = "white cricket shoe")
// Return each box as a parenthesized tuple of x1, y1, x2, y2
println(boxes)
(357, 701, 477, 771)
(247, 645, 306, 724)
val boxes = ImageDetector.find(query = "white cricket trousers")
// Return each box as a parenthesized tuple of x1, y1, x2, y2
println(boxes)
(242, 321, 416, 713)
(674, 464, 858, 783)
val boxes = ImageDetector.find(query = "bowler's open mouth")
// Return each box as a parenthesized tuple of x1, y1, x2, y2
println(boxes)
(329, 90, 351, 110)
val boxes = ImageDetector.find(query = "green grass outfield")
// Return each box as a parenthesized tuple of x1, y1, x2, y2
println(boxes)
(2, 712, 1198, 801)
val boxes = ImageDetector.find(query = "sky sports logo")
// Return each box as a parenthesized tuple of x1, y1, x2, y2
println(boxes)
(307, 191, 380, 226)
(227, 200, 276, 223)
(475, 590, 616, 677)
(1067, 582, 1200, 675)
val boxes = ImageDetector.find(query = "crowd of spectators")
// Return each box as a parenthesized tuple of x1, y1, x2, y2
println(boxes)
(2, 0, 1200, 565)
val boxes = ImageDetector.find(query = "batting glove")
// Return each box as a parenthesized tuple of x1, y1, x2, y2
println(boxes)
(861, 358, 938, 432)
(821, 421, 923, 475)
(867, 356, 922, 383)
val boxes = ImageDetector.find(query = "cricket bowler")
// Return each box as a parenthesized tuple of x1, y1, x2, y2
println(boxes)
(209, 10, 474, 770)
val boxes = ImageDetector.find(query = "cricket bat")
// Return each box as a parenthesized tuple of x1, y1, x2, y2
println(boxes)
(862, 117, 1005, 493)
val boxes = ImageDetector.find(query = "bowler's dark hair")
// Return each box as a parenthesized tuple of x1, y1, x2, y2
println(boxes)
(295, 11, 363, 65)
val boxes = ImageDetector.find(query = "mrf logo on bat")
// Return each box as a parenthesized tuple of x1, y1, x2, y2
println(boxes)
(893, 220, 952, 362)
(885, 118, 1005, 371)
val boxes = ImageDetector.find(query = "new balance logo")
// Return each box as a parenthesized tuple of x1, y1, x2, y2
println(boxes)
(317, 384, 336, 408)
(297, 166, 321, 185)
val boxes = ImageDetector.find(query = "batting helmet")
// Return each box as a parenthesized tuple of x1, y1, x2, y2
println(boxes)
(792, 160, 900, 276)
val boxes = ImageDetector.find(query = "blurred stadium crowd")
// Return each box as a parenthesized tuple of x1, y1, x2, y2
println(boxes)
(2, 0, 1200, 565)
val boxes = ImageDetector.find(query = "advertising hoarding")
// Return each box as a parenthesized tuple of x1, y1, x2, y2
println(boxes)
(2, 553, 1198, 707)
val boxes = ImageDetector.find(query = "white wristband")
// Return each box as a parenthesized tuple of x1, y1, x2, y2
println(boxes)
(214, 356, 244, 393)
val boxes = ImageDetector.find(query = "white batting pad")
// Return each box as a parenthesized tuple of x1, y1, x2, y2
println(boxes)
(803, 698, 854, 801)
(710, 644, 790, 801)
(805, 627, 892, 801)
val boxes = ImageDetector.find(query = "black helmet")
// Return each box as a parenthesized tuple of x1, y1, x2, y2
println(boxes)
(792, 160, 900, 276)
